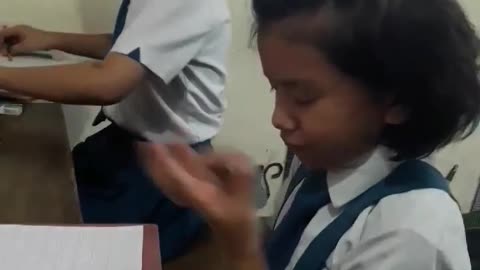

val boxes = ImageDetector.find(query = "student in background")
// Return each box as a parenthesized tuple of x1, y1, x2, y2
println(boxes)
(140, 0, 480, 269)
(0, 0, 231, 262)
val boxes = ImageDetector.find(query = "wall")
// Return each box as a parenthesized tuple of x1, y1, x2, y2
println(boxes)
(214, 0, 285, 165)
(459, 0, 480, 26)
(0, 0, 479, 212)
(0, 0, 120, 33)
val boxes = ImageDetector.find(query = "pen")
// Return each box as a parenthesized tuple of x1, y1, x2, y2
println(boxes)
(2, 25, 13, 61)
(6, 44, 12, 61)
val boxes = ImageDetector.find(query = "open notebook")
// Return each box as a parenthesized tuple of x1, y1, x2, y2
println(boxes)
(0, 225, 161, 270)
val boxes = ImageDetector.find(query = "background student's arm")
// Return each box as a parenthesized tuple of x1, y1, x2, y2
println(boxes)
(48, 32, 113, 59)
(0, 25, 112, 59)
(0, 53, 145, 105)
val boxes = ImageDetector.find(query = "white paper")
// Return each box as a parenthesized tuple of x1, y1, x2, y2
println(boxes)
(0, 225, 144, 270)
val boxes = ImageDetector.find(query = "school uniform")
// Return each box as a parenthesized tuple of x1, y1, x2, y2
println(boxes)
(73, 0, 231, 263)
(267, 148, 471, 270)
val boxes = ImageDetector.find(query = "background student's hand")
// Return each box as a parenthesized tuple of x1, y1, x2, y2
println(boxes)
(139, 144, 264, 264)
(0, 25, 58, 56)
(0, 90, 34, 102)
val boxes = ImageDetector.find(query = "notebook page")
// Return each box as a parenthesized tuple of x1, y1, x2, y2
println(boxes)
(0, 225, 144, 270)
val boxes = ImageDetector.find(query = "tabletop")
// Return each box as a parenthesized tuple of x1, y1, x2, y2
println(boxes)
(0, 103, 82, 224)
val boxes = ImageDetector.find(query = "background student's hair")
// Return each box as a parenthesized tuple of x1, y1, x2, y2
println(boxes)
(252, 0, 480, 160)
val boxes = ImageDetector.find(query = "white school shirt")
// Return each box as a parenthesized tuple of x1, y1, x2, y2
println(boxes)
(104, 0, 231, 144)
(273, 148, 471, 270)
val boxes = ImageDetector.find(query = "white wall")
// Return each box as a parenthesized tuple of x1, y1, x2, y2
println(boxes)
(0, 0, 479, 211)
(459, 0, 480, 27)
(214, 0, 285, 165)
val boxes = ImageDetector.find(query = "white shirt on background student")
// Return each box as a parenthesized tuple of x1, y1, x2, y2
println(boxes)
(104, 0, 231, 143)
(274, 148, 470, 270)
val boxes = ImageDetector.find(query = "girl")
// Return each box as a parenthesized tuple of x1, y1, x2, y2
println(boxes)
(140, 0, 480, 269)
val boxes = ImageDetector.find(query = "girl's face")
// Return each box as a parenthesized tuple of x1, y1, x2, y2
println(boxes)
(258, 26, 399, 171)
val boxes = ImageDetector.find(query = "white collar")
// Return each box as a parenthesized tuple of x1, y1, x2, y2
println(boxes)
(327, 147, 400, 208)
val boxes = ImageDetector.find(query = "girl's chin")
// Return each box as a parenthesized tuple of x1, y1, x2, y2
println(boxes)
(292, 151, 348, 172)
(291, 151, 324, 170)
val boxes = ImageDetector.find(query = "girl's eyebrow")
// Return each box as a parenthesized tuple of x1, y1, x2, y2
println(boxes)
(270, 80, 302, 92)
(273, 78, 321, 90)
(269, 77, 304, 86)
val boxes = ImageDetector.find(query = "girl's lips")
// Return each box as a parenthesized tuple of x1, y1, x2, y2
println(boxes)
(283, 141, 305, 150)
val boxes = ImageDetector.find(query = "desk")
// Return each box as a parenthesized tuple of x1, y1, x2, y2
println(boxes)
(164, 238, 227, 270)
(0, 104, 81, 224)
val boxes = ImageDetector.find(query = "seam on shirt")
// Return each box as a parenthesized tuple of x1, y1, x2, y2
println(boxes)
(341, 229, 443, 268)
(360, 224, 446, 254)
(358, 205, 375, 243)
(390, 229, 444, 266)
(358, 189, 454, 243)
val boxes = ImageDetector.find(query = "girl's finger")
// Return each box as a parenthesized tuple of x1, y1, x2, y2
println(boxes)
(138, 143, 186, 204)
(203, 153, 255, 200)
(138, 143, 221, 213)
(168, 144, 222, 187)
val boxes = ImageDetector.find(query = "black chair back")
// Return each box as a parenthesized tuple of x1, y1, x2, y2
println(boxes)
(464, 212, 480, 269)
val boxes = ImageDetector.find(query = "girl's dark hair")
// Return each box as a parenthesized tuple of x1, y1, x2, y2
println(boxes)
(253, 0, 480, 160)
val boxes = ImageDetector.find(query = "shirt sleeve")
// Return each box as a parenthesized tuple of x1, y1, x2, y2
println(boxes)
(110, 0, 219, 83)
(333, 230, 470, 270)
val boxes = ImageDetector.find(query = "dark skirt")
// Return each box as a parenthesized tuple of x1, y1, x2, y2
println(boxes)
(73, 124, 210, 263)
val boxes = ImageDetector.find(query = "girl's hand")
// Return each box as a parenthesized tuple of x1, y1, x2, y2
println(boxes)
(0, 25, 58, 56)
(138, 143, 263, 262)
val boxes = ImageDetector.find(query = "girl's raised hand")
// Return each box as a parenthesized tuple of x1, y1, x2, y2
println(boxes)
(138, 143, 261, 260)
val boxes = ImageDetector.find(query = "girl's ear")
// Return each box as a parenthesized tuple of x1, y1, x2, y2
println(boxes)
(385, 104, 409, 125)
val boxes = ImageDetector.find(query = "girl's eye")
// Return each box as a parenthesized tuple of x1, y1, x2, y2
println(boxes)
(294, 97, 317, 106)
(271, 82, 321, 105)
(292, 90, 319, 105)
